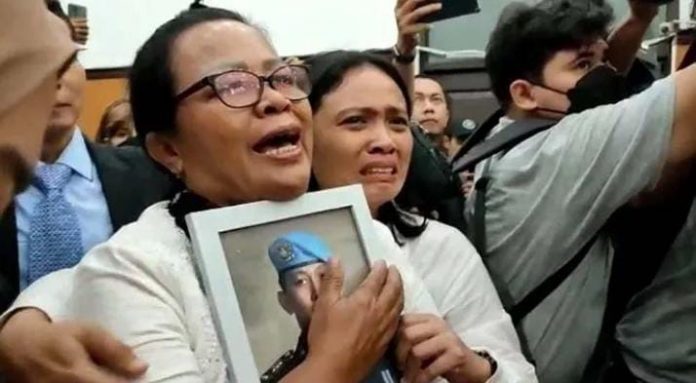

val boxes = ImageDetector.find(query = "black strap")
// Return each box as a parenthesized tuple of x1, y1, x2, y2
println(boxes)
(460, 116, 600, 324)
(452, 118, 556, 173)
(509, 232, 600, 323)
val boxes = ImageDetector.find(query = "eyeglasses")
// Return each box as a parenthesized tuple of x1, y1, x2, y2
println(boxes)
(174, 65, 312, 109)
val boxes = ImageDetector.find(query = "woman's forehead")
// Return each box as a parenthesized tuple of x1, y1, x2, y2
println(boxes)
(170, 20, 278, 85)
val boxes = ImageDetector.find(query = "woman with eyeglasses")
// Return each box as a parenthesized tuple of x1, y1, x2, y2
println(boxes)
(0, 7, 451, 383)
(306, 51, 536, 383)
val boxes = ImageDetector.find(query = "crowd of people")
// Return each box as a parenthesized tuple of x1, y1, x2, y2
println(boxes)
(0, 0, 694, 382)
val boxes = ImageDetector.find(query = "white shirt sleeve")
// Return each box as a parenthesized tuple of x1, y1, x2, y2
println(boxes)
(430, 224, 536, 383)
(0, 269, 74, 327)
(64, 240, 210, 383)
(401, 221, 537, 383)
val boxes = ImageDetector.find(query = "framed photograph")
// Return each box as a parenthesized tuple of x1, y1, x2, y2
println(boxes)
(186, 185, 400, 383)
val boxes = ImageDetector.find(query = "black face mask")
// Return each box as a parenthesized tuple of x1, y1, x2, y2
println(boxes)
(534, 65, 628, 115)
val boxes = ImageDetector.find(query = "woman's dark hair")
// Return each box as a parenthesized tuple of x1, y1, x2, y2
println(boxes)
(307, 50, 413, 117)
(486, 0, 614, 109)
(306, 50, 426, 242)
(128, 7, 251, 144)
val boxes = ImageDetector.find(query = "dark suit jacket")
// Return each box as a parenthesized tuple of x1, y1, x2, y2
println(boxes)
(0, 140, 173, 312)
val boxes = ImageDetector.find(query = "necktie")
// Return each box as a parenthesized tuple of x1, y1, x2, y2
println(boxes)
(26, 164, 83, 285)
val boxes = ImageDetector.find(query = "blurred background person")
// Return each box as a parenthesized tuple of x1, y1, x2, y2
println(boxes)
(0, 0, 74, 214)
(1, 2, 171, 312)
(443, 119, 475, 160)
(413, 75, 451, 137)
(444, 119, 476, 198)
(96, 99, 137, 147)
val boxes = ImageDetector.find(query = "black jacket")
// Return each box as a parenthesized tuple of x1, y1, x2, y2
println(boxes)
(0, 140, 172, 312)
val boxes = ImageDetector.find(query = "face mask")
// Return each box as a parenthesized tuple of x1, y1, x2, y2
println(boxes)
(533, 65, 628, 115)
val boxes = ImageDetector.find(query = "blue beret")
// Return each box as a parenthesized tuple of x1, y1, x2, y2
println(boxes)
(268, 231, 332, 275)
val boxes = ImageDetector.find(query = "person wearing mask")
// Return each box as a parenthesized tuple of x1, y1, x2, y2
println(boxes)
(96, 99, 138, 147)
(460, 0, 696, 382)
(0, 7, 449, 382)
(307, 50, 536, 382)
(0, 6, 171, 314)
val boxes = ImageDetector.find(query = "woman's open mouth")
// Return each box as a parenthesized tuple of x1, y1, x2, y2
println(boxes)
(252, 127, 303, 160)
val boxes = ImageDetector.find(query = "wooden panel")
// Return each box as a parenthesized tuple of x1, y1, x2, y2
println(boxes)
(78, 78, 128, 139)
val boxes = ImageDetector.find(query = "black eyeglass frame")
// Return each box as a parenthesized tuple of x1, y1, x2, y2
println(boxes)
(173, 64, 311, 108)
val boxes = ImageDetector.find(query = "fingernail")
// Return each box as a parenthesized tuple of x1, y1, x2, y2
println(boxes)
(129, 359, 149, 372)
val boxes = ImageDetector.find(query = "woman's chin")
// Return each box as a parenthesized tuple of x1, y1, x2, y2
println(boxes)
(264, 176, 310, 202)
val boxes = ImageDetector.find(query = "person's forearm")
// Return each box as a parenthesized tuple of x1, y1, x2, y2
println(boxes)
(606, 10, 656, 74)
(394, 60, 415, 97)
(673, 63, 696, 160)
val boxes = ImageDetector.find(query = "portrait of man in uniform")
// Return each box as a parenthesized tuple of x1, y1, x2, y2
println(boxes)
(262, 231, 401, 383)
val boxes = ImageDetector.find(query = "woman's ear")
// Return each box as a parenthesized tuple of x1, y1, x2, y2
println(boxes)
(509, 79, 538, 112)
(145, 132, 183, 177)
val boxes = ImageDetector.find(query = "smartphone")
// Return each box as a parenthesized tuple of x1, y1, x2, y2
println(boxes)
(68, 4, 87, 18)
(421, 0, 480, 23)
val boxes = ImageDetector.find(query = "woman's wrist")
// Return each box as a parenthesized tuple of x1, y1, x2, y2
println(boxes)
(396, 37, 417, 58)
(445, 349, 495, 383)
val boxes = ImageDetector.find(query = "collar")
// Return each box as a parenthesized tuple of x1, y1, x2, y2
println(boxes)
(40, 128, 93, 181)
(489, 116, 515, 138)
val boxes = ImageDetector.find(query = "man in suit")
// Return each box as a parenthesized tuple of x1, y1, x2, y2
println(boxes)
(0, 53, 172, 312)
(0, 2, 146, 382)
(0, 0, 75, 216)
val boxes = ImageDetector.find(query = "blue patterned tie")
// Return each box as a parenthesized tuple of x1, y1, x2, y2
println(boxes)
(26, 164, 83, 284)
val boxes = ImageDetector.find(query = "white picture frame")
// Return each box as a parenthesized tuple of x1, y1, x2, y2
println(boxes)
(185, 185, 387, 382)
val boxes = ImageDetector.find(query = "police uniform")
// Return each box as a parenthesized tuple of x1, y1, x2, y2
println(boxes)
(261, 232, 401, 383)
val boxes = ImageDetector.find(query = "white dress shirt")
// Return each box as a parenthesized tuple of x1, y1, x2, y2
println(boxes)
(6, 202, 536, 382)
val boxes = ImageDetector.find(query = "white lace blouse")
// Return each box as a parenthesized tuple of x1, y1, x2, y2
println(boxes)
(8, 202, 536, 382)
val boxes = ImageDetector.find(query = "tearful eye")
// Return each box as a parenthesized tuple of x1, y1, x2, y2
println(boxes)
(342, 116, 367, 125)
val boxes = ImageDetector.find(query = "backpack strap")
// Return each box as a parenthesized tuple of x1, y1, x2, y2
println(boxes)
(453, 117, 556, 173)
(459, 116, 601, 324)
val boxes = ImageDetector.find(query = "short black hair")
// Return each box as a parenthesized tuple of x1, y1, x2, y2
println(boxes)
(414, 75, 452, 125)
(486, 0, 614, 108)
(129, 7, 251, 145)
(306, 50, 426, 242)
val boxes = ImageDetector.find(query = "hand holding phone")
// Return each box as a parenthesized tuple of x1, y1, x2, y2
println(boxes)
(67, 4, 89, 45)
(395, 0, 443, 55)
(420, 0, 480, 24)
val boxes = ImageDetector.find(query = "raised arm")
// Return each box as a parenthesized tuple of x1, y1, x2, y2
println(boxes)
(393, 0, 442, 96)
(605, 0, 659, 74)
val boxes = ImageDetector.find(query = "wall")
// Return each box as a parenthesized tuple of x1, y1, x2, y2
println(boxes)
(61, 0, 398, 70)
(78, 77, 128, 139)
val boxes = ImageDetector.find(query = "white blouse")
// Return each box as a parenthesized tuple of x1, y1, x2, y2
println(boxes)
(7, 203, 536, 383)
